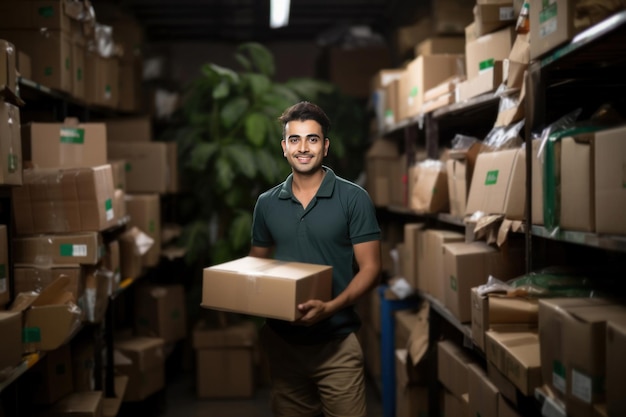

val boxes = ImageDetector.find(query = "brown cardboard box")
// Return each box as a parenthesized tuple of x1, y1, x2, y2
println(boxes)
(21, 120, 108, 169)
(465, 147, 525, 217)
(538, 298, 616, 402)
(118, 57, 143, 113)
(402, 223, 425, 289)
(40, 390, 103, 417)
(14, 265, 82, 301)
(12, 165, 116, 235)
(529, 0, 575, 60)
(465, 26, 515, 80)
(473, 3, 516, 36)
(17, 49, 31, 80)
(109, 159, 127, 191)
(606, 320, 626, 417)
(365, 138, 399, 207)
(456, 60, 504, 102)
(30, 344, 74, 405)
(398, 54, 465, 120)
(444, 390, 470, 417)
(370, 69, 404, 131)
(10, 276, 82, 352)
(114, 336, 165, 402)
(530, 139, 544, 225)
(13, 232, 103, 265)
(125, 193, 161, 267)
(594, 125, 626, 235)
(432, 0, 475, 35)
(395, 350, 429, 417)
(417, 229, 464, 297)
(108, 142, 178, 193)
(81, 266, 111, 323)
(71, 336, 97, 392)
(134, 283, 187, 343)
(202, 256, 332, 321)
(0, 28, 72, 93)
(0, 102, 22, 186)
(485, 329, 542, 395)
(0, 225, 8, 307)
(437, 339, 476, 398)
(468, 363, 499, 417)
(118, 226, 146, 279)
(71, 36, 85, 100)
(447, 158, 469, 217)
(409, 160, 449, 213)
(0, 0, 75, 33)
(106, 117, 152, 142)
(443, 241, 525, 323)
(563, 305, 626, 417)
(192, 320, 257, 398)
(0, 39, 17, 93)
(560, 134, 594, 232)
(0, 311, 22, 372)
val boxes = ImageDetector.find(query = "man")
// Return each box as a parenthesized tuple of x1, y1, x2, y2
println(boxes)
(249, 101, 382, 417)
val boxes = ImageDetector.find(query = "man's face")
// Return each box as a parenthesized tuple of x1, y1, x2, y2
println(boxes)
(281, 119, 329, 175)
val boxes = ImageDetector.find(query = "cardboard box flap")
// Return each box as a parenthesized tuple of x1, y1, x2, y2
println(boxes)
(488, 295, 538, 323)
(209, 256, 331, 281)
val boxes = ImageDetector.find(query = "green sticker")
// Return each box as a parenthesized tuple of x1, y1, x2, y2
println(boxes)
(44, 66, 53, 76)
(60, 244, 73, 257)
(479, 59, 495, 72)
(450, 275, 457, 291)
(539, 2, 557, 23)
(485, 170, 499, 185)
(60, 127, 85, 144)
(7, 153, 17, 173)
(38, 6, 54, 17)
(23, 327, 41, 343)
(105, 199, 113, 210)
(125, 162, 132, 172)
(409, 86, 418, 98)
(77, 68, 83, 81)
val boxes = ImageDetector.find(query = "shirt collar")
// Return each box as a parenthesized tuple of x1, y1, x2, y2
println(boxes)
(278, 166, 335, 199)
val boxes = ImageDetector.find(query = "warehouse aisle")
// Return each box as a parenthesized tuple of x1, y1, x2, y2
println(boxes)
(148, 369, 385, 417)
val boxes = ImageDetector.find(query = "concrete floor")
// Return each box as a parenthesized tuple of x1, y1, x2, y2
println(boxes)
(160, 371, 384, 417)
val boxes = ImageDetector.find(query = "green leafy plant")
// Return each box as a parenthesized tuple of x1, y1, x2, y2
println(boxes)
(168, 42, 367, 268)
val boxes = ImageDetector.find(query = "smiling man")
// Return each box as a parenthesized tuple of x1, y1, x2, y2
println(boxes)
(248, 101, 382, 417)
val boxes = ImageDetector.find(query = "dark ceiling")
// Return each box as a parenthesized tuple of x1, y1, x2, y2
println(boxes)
(95, 0, 427, 43)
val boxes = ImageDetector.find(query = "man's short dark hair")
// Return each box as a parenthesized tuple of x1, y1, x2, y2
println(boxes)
(279, 101, 331, 139)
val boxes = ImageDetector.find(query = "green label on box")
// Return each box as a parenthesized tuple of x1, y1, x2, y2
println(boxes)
(105, 199, 114, 221)
(60, 127, 85, 144)
(8, 153, 17, 173)
(539, 2, 557, 23)
(23, 327, 41, 343)
(44, 66, 53, 76)
(409, 86, 418, 98)
(60, 244, 73, 257)
(450, 275, 457, 291)
(38, 6, 54, 17)
(125, 162, 132, 172)
(149, 220, 156, 233)
(105, 199, 113, 211)
(553, 360, 566, 393)
(479, 58, 495, 72)
(485, 170, 499, 185)
(77, 68, 83, 81)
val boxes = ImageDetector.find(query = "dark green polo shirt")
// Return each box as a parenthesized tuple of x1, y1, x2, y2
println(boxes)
(251, 166, 381, 344)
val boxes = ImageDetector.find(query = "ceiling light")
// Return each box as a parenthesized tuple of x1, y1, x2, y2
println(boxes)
(270, 0, 290, 29)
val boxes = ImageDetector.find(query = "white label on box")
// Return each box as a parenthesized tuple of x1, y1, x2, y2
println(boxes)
(571, 368, 592, 404)
(499, 6, 514, 21)
(73, 244, 87, 257)
(0, 277, 6, 293)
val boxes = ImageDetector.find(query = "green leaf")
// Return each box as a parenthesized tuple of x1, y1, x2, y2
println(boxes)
(245, 112, 267, 146)
(285, 78, 335, 98)
(224, 143, 256, 178)
(188, 142, 219, 171)
(255, 148, 284, 183)
(268, 84, 301, 106)
(229, 211, 252, 251)
(238, 42, 275, 77)
(213, 79, 230, 99)
(206, 63, 239, 83)
(235, 53, 252, 72)
(221, 97, 249, 129)
(244, 73, 271, 98)
(216, 157, 235, 190)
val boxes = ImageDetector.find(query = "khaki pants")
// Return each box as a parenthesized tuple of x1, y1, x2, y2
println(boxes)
(261, 324, 367, 417)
